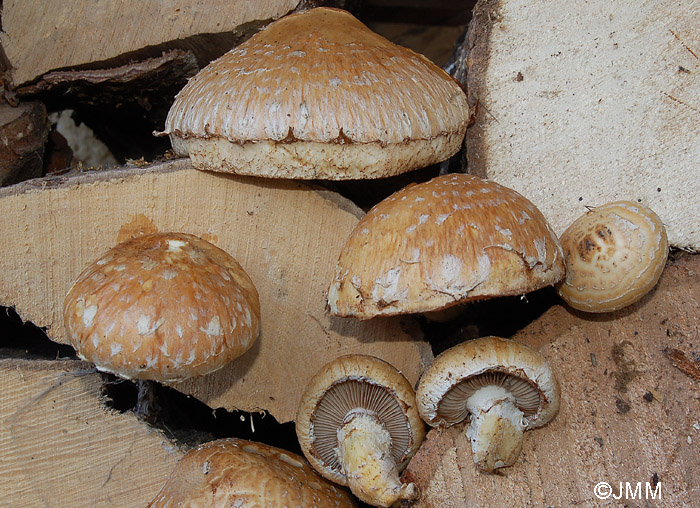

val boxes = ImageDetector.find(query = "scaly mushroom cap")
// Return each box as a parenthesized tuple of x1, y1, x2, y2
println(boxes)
(147, 438, 357, 508)
(557, 200, 669, 313)
(328, 173, 565, 319)
(296, 354, 425, 486)
(416, 337, 560, 429)
(63, 233, 260, 382)
(162, 7, 469, 180)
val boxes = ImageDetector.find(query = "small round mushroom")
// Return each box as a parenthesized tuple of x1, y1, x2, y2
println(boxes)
(160, 7, 469, 180)
(416, 337, 560, 473)
(63, 232, 260, 382)
(147, 438, 357, 508)
(556, 200, 669, 312)
(328, 173, 565, 319)
(296, 354, 425, 507)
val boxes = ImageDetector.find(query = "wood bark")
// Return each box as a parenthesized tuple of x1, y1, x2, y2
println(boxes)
(0, 1, 309, 161)
(0, 358, 182, 507)
(0, 101, 49, 185)
(0, 0, 303, 88)
(402, 252, 700, 507)
(0, 159, 431, 423)
(464, 0, 700, 251)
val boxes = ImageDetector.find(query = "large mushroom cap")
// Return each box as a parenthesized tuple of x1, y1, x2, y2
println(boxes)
(416, 336, 560, 430)
(296, 354, 425, 486)
(147, 438, 357, 508)
(328, 173, 565, 319)
(556, 200, 669, 313)
(63, 232, 260, 382)
(162, 7, 469, 180)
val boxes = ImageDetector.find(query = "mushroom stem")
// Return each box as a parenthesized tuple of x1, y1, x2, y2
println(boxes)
(336, 410, 417, 507)
(465, 385, 525, 473)
(422, 303, 465, 323)
(135, 379, 159, 424)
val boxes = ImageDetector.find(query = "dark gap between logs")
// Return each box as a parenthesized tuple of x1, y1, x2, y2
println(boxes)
(1, 283, 561, 446)
(0, 305, 300, 454)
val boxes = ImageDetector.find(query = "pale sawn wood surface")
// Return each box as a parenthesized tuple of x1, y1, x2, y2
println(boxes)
(1, 0, 301, 86)
(465, 0, 700, 251)
(402, 253, 700, 507)
(0, 159, 431, 423)
(0, 358, 183, 508)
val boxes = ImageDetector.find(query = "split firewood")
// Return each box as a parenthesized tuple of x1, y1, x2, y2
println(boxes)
(461, 0, 700, 251)
(1, 0, 313, 90)
(0, 159, 431, 424)
(402, 252, 700, 507)
(1, 1, 345, 161)
(0, 358, 182, 508)
(0, 101, 49, 185)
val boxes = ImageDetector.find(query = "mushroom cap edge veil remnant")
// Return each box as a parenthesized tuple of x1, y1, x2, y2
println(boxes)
(416, 336, 560, 472)
(63, 232, 260, 383)
(328, 173, 565, 319)
(416, 337, 559, 428)
(161, 7, 470, 180)
(296, 354, 425, 507)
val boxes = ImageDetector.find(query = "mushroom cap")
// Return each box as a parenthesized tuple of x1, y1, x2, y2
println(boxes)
(162, 7, 469, 180)
(328, 173, 565, 319)
(416, 337, 560, 430)
(556, 200, 669, 313)
(63, 233, 260, 382)
(296, 354, 425, 486)
(147, 438, 357, 508)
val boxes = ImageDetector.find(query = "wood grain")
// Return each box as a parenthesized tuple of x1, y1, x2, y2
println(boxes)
(403, 253, 700, 506)
(0, 358, 182, 508)
(0, 160, 431, 423)
(465, 0, 700, 251)
(1, 0, 301, 87)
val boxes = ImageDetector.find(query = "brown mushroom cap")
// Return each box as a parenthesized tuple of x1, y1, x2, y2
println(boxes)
(556, 200, 669, 313)
(416, 337, 560, 430)
(296, 354, 425, 486)
(147, 438, 357, 508)
(162, 7, 469, 180)
(63, 233, 260, 382)
(328, 173, 565, 319)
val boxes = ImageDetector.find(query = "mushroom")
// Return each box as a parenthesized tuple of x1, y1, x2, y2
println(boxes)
(147, 438, 357, 508)
(328, 173, 565, 319)
(416, 337, 560, 473)
(296, 354, 425, 507)
(556, 200, 669, 312)
(159, 7, 469, 180)
(63, 232, 260, 383)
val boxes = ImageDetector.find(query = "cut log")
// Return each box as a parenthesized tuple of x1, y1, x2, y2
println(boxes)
(0, 358, 182, 507)
(0, 159, 431, 423)
(464, 0, 700, 251)
(2, 2, 356, 162)
(402, 253, 700, 507)
(0, 101, 49, 186)
(1, 1, 308, 162)
(1, 0, 305, 89)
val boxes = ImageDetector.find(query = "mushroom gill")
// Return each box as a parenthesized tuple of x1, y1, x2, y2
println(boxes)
(437, 371, 542, 426)
(311, 379, 411, 472)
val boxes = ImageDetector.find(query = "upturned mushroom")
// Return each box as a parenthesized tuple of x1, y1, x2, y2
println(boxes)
(416, 336, 560, 473)
(63, 232, 260, 382)
(147, 438, 357, 508)
(328, 173, 565, 319)
(160, 7, 469, 179)
(556, 200, 669, 312)
(296, 354, 425, 507)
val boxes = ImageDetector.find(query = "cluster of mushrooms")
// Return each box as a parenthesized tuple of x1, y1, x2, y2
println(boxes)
(61, 8, 670, 508)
